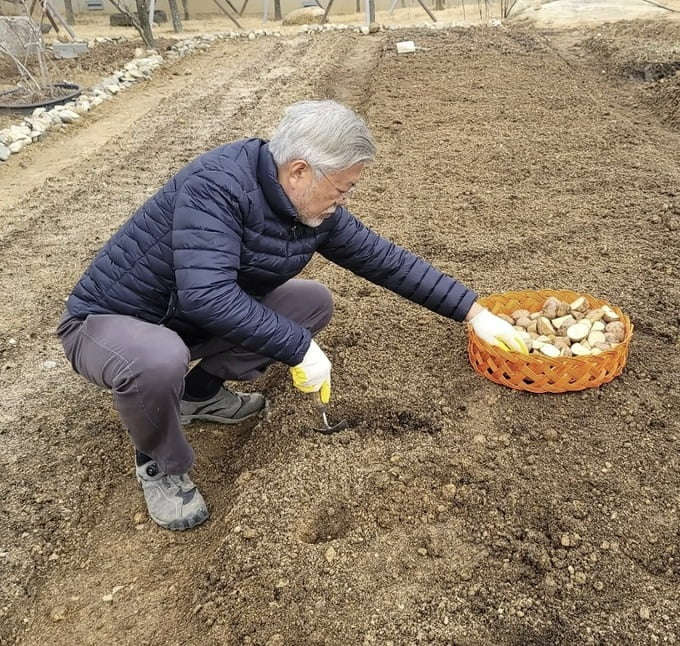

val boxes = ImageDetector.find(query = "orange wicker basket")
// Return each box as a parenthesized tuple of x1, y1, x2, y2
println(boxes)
(467, 289, 633, 393)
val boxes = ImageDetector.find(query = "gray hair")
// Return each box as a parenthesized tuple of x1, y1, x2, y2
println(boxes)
(268, 100, 376, 174)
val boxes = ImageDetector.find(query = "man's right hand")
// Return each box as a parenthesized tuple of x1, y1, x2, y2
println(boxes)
(290, 340, 332, 404)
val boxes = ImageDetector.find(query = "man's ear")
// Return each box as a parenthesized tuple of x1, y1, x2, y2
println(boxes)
(288, 159, 310, 188)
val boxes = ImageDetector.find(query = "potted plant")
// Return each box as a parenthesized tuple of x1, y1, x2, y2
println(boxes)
(0, 0, 81, 111)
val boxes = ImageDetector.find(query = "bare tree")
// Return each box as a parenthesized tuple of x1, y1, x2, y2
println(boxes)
(0, 1, 63, 102)
(500, 0, 518, 18)
(135, 0, 154, 44)
(476, 0, 488, 19)
(168, 0, 182, 32)
(107, 0, 155, 47)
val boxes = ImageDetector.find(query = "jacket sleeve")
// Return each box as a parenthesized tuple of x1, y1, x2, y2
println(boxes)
(318, 210, 477, 322)
(172, 172, 311, 365)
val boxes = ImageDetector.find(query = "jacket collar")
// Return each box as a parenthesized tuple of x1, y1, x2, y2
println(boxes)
(258, 143, 300, 224)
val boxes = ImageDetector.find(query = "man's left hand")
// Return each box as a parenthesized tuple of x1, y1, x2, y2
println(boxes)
(468, 307, 528, 354)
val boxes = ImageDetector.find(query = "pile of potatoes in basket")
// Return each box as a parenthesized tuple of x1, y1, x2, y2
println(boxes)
(497, 295, 627, 358)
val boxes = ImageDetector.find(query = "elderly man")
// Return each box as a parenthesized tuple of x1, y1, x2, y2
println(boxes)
(58, 100, 525, 531)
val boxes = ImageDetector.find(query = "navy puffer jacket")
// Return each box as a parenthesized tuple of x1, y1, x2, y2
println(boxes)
(67, 138, 477, 366)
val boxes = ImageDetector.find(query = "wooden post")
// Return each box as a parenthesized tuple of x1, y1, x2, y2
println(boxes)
(223, 0, 241, 17)
(414, 0, 437, 21)
(43, 0, 77, 38)
(210, 0, 243, 28)
(42, 6, 61, 34)
(389, 0, 436, 21)
(321, 0, 335, 23)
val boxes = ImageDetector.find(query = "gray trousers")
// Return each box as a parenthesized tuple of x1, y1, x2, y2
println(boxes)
(57, 279, 333, 474)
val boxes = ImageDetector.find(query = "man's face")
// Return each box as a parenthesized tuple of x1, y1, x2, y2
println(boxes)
(285, 161, 364, 228)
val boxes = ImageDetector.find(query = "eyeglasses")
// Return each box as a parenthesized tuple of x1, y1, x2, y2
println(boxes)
(318, 168, 356, 200)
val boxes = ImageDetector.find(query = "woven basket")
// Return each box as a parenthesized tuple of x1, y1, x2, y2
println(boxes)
(467, 289, 633, 393)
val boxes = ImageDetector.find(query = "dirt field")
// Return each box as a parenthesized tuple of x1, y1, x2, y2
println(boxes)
(2, 6, 680, 646)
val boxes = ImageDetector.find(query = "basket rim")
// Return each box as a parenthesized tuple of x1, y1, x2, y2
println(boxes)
(466, 289, 633, 394)
(470, 289, 633, 361)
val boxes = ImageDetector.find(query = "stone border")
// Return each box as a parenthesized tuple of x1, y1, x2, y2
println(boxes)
(0, 19, 503, 164)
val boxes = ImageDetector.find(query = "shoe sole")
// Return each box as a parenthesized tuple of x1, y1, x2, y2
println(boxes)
(151, 508, 210, 531)
(180, 400, 268, 426)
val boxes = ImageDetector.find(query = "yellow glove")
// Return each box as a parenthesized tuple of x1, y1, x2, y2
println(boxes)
(469, 308, 529, 354)
(290, 340, 332, 404)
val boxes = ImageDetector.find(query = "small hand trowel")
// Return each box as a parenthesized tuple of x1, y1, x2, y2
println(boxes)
(311, 391, 348, 434)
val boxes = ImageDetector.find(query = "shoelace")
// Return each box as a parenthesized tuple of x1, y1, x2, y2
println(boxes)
(163, 473, 194, 492)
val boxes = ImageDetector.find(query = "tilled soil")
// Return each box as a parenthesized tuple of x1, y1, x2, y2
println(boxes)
(1, 18, 680, 646)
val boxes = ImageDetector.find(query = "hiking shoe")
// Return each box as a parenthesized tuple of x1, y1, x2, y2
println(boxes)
(136, 461, 209, 531)
(180, 387, 266, 425)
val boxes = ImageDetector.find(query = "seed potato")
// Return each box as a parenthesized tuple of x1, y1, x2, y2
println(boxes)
(498, 295, 627, 356)
(537, 317, 556, 336)
(516, 316, 533, 329)
(605, 321, 626, 343)
(541, 296, 562, 320)
(511, 309, 531, 322)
